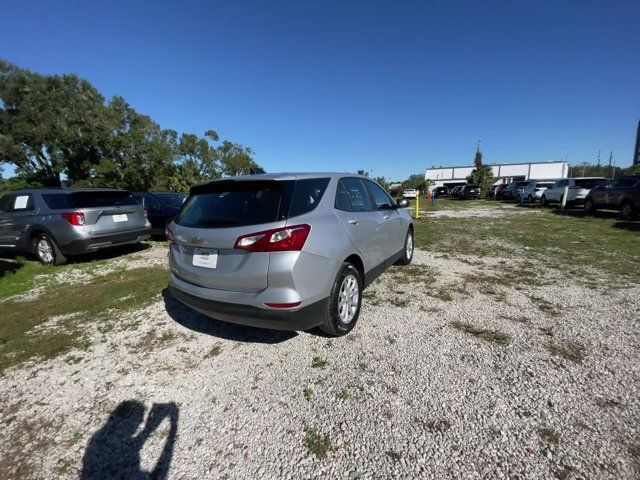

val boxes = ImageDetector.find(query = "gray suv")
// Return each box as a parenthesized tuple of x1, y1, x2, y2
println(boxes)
(0, 188, 151, 265)
(167, 173, 414, 336)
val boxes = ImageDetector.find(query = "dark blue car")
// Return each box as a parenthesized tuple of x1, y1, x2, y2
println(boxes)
(132, 192, 186, 235)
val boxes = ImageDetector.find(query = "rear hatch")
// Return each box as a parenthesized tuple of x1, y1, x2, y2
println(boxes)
(73, 191, 148, 235)
(169, 180, 291, 293)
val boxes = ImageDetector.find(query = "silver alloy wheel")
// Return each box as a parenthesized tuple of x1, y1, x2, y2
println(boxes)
(37, 238, 54, 263)
(622, 203, 632, 219)
(338, 274, 359, 324)
(406, 232, 414, 259)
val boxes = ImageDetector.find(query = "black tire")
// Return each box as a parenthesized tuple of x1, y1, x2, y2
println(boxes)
(527, 195, 533, 203)
(32, 233, 67, 265)
(584, 198, 596, 215)
(320, 263, 363, 337)
(541, 195, 548, 207)
(395, 228, 414, 266)
(621, 201, 636, 220)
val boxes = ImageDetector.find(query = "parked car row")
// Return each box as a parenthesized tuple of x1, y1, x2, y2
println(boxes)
(488, 176, 639, 219)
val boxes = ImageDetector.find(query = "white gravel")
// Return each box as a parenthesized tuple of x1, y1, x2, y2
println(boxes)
(1, 239, 639, 479)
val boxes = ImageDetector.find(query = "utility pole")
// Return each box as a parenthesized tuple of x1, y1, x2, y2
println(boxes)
(608, 151, 613, 178)
(597, 150, 601, 167)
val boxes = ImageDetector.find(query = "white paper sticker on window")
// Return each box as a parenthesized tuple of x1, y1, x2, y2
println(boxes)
(14, 195, 29, 209)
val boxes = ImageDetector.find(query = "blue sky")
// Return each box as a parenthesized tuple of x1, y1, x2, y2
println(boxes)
(2, 0, 639, 180)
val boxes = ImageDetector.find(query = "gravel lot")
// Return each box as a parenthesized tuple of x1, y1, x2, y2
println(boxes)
(1, 205, 639, 479)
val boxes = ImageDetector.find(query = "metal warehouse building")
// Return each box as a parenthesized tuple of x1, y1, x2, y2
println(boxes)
(424, 160, 568, 188)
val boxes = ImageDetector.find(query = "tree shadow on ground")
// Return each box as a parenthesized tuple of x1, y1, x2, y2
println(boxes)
(0, 258, 23, 278)
(613, 221, 640, 232)
(81, 400, 178, 480)
(162, 288, 297, 344)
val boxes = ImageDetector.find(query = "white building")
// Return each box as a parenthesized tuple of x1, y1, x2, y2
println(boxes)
(425, 160, 568, 188)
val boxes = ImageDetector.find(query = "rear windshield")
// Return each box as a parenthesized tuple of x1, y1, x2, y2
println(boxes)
(156, 193, 186, 208)
(176, 178, 330, 228)
(574, 179, 606, 188)
(72, 191, 138, 208)
(42, 191, 137, 209)
(465, 185, 479, 189)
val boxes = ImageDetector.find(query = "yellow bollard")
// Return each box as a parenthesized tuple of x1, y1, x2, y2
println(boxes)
(415, 190, 420, 219)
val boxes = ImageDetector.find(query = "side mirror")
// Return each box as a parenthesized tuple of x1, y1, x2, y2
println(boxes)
(396, 199, 409, 208)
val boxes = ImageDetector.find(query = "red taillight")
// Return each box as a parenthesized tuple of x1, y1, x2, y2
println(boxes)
(234, 224, 311, 252)
(61, 212, 85, 226)
(264, 302, 302, 309)
(166, 225, 175, 244)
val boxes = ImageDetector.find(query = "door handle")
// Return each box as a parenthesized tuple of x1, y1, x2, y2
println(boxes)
(348, 218, 359, 225)
(383, 214, 390, 220)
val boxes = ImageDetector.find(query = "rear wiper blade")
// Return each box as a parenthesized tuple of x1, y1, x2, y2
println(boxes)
(197, 218, 240, 226)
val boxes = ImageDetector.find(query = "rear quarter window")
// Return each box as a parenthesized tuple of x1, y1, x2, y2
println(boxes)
(42, 194, 72, 210)
(288, 178, 330, 218)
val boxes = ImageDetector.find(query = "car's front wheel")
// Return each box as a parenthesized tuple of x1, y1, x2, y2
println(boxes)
(32, 233, 67, 265)
(527, 195, 533, 203)
(541, 195, 548, 207)
(320, 263, 363, 337)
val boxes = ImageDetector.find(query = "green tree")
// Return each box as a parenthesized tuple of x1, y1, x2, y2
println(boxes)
(403, 173, 429, 192)
(218, 140, 257, 176)
(0, 60, 111, 185)
(373, 176, 389, 190)
(467, 146, 494, 194)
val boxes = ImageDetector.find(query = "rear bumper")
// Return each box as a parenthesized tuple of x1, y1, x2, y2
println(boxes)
(168, 285, 327, 331)
(61, 229, 151, 255)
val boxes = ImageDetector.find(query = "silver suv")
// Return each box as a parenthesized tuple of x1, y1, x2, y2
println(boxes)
(167, 173, 414, 336)
(0, 188, 151, 265)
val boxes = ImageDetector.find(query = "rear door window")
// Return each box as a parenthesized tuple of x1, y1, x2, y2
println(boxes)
(616, 178, 638, 188)
(335, 178, 373, 212)
(365, 180, 395, 209)
(177, 181, 284, 228)
(574, 179, 605, 189)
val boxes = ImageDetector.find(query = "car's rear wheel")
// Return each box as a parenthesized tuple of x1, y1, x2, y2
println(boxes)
(584, 198, 596, 215)
(32, 233, 67, 265)
(527, 195, 533, 203)
(541, 195, 548, 207)
(320, 263, 363, 337)
(395, 229, 414, 266)
(621, 201, 636, 220)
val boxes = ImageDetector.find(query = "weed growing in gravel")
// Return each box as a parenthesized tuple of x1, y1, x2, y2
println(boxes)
(387, 335, 397, 345)
(538, 427, 560, 445)
(530, 296, 560, 316)
(340, 389, 350, 401)
(304, 427, 331, 458)
(451, 321, 510, 346)
(546, 341, 586, 364)
(500, 314, 531, 325)
(358, 361, 367, 371)
(52, 459, 74, 475)
(426, 286, 454, 301)
(363, 290, 381, 306)
(303, 388, 313, 401)
(311, 357, 328, 369)
(205, 344, 223, 358)
(415, 417, 451, 433)
(596, 398, 622, 409)
(385, 450, 401, 463)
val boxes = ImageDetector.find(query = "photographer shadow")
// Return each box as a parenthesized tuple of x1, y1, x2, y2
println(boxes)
(81, 400, 178, 480)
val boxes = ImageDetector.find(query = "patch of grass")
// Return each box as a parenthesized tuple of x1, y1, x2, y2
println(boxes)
(340, 389, 350, 401)
(389, 296, 410, 307)
(385, 450, 401, 462)
(451, 321, 510, 346)
(596, 398, 622, 409)
(415, 417, 451, 432)
(546, 341, 586, 364)
(52, 459, 74, 475)
(426, 286, 454, 301)
(0, 266, 168, 372)
(311, 357, 328, 369)
(538, 427, 560, 445)
(386, 335, 397, 345)
(303, 387, 313, 401)
(500, 314, 531, 325)
(304, 427, 331, 458)
(204, 344, 223, 358)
